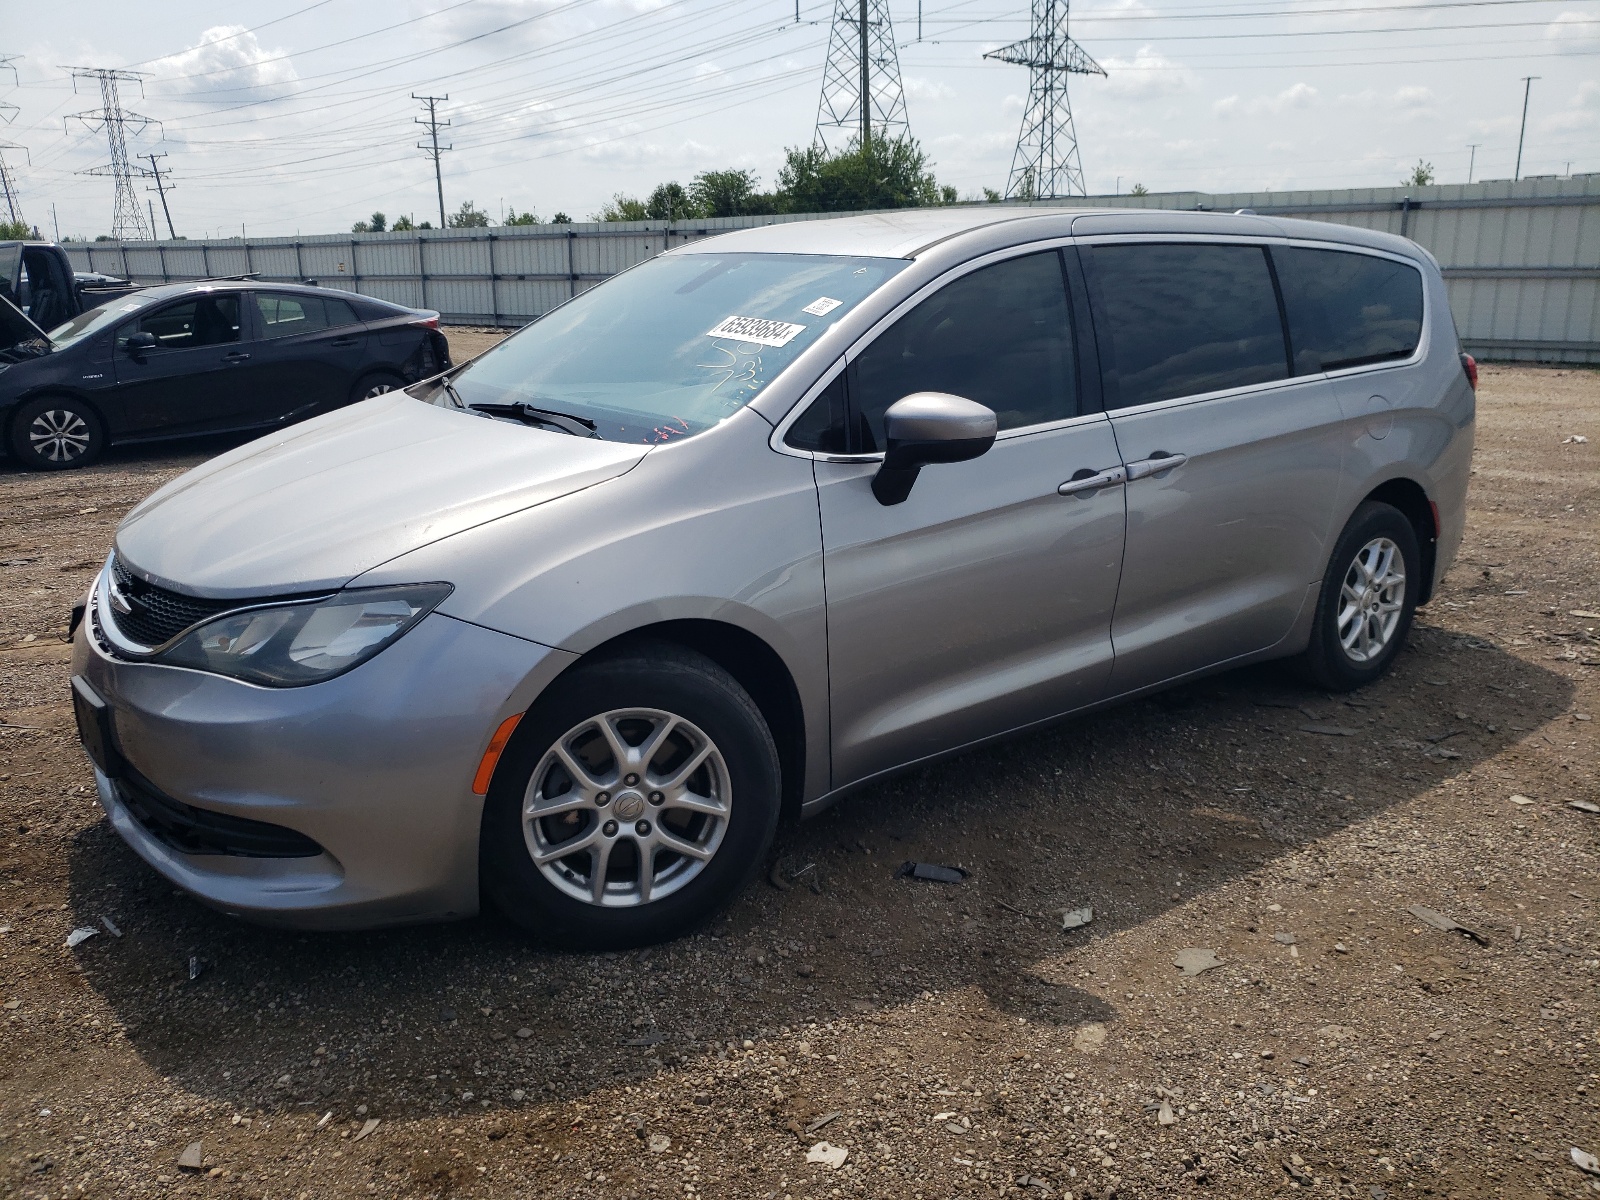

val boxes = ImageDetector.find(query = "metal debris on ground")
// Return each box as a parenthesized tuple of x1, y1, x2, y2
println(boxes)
(353, 1119, 380, 1142)
(1058, 905, 1093, 931)
(1572, 1147, 1600, 1177)
(895, 861, 968, 883)
(315, 1111, 332, 1129)
(64, 927, 97, 949)
(804, 1112, 841, 1134)
(188, 955, 207, 981)
(1173, 948, 1223, 976)
(99, 916, 121, 938)
(805, 1141, 848, 1168)
(176, 1142, 203, 1171)
(1404, 904, 1489, 946)
(1569, 800, 1600, 814)
(1561, 434, 1588, 444)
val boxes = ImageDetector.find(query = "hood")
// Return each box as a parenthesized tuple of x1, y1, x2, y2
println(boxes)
(115, 394, 651, 598)
(0, 292, 50, 356)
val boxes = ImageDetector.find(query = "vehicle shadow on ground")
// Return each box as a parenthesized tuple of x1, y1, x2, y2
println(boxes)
(0, 433, 256, 479)
(65, 622, 1574, 1118)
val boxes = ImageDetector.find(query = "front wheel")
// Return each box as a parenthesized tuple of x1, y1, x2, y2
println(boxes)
(9, 395, 105, 470)
(481, 642, 781, 949)
(348, 372, 405, 405)
(1294, 500, 1421, 691)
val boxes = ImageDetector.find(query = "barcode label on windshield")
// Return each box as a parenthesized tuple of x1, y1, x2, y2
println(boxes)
(706, 315, 806, 347)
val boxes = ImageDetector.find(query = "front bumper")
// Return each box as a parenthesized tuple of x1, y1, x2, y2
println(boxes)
(74, 609, 574, 930)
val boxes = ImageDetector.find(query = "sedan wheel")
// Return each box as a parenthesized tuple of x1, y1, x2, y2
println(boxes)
(363, 381, 396, 399)
(9, 397, 104, 471)
(482, 641, 781, 949)
(30, 408, 92, 463)
(523, 708, 731, 907)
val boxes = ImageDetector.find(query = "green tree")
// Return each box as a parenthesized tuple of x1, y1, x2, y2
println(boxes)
(690, 168, 764, 217)
(596, 193, 650, 221)
(646, 181, 697, 221)
(774, 136, 944, 213)
(551, 212, 572, 224)
(939, 184, 958, 205)
(392, 214, 415, 232)
(447, 200, 491, 228)
(0, 219, 29, 239)
(503, 208, 540, 226)
(1403, 160, 1435, 187)
(1129, 183, 1149, 197)
(982, 187, 1002, 204)
(352, 211, 387, 233)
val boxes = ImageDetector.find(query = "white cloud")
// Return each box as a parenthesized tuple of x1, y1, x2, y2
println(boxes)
(1214, 83, 1317, 118)
(904, 76, 955, 102)
(153, 26, 297, 99)
(1101, 46, 1192, 98)
(1546, 10, 1600, 50)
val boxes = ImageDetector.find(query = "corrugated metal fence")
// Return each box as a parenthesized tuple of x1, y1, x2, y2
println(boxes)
(63, 177, 1600, 364)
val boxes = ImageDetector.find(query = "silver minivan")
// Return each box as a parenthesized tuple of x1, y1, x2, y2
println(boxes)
(71, 207, 1475, 947)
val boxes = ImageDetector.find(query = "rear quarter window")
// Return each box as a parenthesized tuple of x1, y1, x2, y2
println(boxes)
(1273, 247, 1424, 373)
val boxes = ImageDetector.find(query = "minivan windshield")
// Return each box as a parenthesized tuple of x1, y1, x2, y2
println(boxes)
(439, 252, 907, 443)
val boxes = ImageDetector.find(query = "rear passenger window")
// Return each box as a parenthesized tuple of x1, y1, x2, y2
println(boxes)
(1088, 243, 1288, 409)
(255, 293, 359, 339)
(1273, 247, 1424, 373)
(848, 250, 1076, 450)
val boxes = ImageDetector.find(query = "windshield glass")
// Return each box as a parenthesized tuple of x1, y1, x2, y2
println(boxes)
(48, 293, 157, 349)
(441, 252, 907, 443)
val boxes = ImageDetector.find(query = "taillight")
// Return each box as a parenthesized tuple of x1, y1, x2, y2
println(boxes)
(412, 315, 440, 330)
(1460, 353, 1478, 389)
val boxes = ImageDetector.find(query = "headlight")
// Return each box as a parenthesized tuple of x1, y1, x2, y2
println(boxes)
(158, 583, 452, 687)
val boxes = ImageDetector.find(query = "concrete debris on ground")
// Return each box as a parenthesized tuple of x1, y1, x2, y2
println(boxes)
(1172, 947, 1223, 975)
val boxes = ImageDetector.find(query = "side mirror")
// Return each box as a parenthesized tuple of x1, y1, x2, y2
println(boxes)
(123, 331, 157, 356)
(872, 392, 997, 505)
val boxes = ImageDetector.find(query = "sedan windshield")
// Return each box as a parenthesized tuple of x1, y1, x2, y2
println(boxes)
(48, 293, 157, 350)
(440, 252, 907, 443)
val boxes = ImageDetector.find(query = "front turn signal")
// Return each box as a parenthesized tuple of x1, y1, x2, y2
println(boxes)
(472, 713, 523, 796)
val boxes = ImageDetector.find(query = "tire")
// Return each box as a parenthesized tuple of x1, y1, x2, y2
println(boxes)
(1294, 500, 1421, 691)
(8, 395, 105, 471)
(481, 641, 781, 950)
(348, 371, 405, 405)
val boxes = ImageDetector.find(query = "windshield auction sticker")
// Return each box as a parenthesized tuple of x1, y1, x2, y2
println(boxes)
(706, 315, 806, 347)
(802, 296, 843, 316)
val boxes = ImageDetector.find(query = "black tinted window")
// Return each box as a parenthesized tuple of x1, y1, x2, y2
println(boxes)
(786, 372, 848, 453)
(120, 295, 241, 350)
(1090, 243, 1288, 408)
(1274, 247, 1424, 373)
(255, 293, 358, 339)
(849, 251, 1076, 449)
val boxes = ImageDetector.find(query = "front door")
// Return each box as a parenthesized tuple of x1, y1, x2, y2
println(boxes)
(812, 249, 1127, 786)
(1080, 239, 1346, 695)
(112, 292, 259, 436)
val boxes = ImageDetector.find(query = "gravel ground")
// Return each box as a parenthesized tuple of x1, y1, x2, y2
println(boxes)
(1, 358, 1596, 1200)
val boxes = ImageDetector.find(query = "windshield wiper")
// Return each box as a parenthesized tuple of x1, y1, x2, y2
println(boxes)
(468, 401, 599, 439)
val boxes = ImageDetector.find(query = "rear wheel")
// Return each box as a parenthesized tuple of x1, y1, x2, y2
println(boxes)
(481, 642, 781, 949)
(348, 371, 405, 405)
(1294, 500, 1420, 691)
(9, 395, 104, 471)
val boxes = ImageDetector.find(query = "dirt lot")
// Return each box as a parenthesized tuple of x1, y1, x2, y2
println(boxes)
(1, 355, 1596, 1200)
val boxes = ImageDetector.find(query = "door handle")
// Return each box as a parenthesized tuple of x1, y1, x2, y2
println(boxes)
(223, 352, 252, 363)
(1057, 465, 1127, 496)
(329, 337, 358, 347)
(1124, 451, 1188, 480)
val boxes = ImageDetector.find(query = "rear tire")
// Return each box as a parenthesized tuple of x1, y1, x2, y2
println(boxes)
(481, 641, 781, 950)
(8, 395, 105, 471)
(348, 371, 405, 405)
(1294, 500, 1420, 691)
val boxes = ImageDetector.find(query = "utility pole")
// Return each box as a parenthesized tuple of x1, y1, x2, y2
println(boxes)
(1514, 76, 1538, 182)
(413, 93, 451, 228)
(986, 0, 1106, 199)
(140, 151, 176, 239)
(51, 202, 59, 241)
(65, 66, 158, 240)
(814, 0, 908, 152)
(0, 142, 26, 227)
(1466, 143, 1480, 185)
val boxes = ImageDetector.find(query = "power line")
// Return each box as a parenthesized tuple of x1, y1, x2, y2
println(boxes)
(64, 66, 158, 240)
(414, 93, 451, 228)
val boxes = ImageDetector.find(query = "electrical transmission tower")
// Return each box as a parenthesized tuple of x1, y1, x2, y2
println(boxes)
(140, 151, 177, 239)
(0, 143, 27, 228)
(814, 0, 909, 152)
(66, 67, 159, 240)
(0, 54, 20, 125)
(985, 0, 1105, 199)
(413, 93, 452, 229)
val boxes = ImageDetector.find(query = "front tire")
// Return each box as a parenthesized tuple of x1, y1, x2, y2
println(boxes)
(481, 642, 781, 949)
(9, 395, 104, 470)
(348, 371, 405, 405)
(1295, 500, 1421, 691)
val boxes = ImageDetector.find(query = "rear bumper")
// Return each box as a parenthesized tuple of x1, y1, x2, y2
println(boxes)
(74, 609, 573, 930)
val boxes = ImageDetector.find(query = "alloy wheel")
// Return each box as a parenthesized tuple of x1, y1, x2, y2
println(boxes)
(363, 382, 396, 399)
(1336, 536, 1406, 663)
(29, 408, 91, 464)
(522, 708, 731, 907)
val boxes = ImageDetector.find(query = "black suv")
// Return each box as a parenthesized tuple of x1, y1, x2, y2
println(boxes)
(0, 280, 451, 470)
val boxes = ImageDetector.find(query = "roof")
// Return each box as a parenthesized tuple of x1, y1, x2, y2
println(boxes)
(677, 205, 1422, 262)
(123, 280, 416, 309)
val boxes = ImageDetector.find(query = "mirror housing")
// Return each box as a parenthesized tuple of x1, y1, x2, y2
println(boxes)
(872, 392, 997, 505)
(123, 331, 158, 356)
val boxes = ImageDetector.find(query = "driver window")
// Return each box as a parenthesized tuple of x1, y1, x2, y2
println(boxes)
(847, 250, 1077, 452)
(118, 295, 242, 351)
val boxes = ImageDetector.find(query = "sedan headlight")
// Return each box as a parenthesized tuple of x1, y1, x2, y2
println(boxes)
(158, 583, 453, 687)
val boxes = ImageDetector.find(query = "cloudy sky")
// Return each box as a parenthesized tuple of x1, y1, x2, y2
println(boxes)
(4, 0, 1596, 239)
